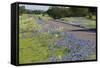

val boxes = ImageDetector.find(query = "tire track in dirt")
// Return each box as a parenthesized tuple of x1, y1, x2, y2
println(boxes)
(48, 20, 96, 42)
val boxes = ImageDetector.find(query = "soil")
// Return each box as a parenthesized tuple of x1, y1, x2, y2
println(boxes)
(48, 20, 96, 42)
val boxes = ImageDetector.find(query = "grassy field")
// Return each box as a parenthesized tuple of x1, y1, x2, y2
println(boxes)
(61, 17, 96, 29)
(19, 14, 68, 64)
(19, 14, 96, 64)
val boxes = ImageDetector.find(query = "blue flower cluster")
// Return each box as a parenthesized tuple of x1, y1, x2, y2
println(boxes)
(48, 31, 96, 62)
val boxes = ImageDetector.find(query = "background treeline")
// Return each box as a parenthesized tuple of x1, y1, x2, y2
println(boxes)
(19, 6, 45, 15)
(19, 6, 96, 19)
(46, 6, 96, 19)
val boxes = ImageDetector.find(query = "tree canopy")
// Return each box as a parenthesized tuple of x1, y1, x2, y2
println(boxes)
(46, 6, 89, 19)
(19, 6, 96, 19)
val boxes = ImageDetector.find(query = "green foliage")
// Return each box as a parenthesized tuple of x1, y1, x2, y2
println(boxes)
(91, 15, 96, 20)
(69, 7, 89, 17)
(47, 6, 89, 19)
(47, 6, 67, 19)
(19, 14, 41, 33)
(19, 14, 69, 64)
(88, 7, 97, 19)
(19, 5, 96, 20)
(19, 6, 28, 15)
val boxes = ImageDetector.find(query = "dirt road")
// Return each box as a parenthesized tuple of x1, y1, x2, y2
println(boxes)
(47, 20, 96, 42)
(31, 14, 96, 42)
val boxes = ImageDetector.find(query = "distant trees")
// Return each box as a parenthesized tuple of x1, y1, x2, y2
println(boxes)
(19, 6, 28, 15)
(69, 7, 89, 17)
(88, 7, 97, 19)
(47, 6, 69, 19)
(31, 10, 44, 14)
(46, 6, 89, 19)
(19, 6, 96, 20)
(88, 7, 96, 15)
(19, 6, 45, 15)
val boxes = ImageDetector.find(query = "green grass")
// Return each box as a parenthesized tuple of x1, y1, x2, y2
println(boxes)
(19, 44, 50, 63)
(19, 14, 50, 63)
(19, 14, 67, 64)
(86, 22, 96, 29)
(61, 17, 96, 29)
(19, 31, 67, 64)
(19, 14, 41, 33)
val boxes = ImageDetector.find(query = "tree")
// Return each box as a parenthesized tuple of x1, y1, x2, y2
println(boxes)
(47, 6, 89, 19)
(19, 6, 27, 15)
(47, 6, 70, 19)
(69, 7, 89, 17)
(88, 7, 97, 19)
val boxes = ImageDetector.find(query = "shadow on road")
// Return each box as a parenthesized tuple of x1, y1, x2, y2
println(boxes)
(70, 28, 96, 33)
